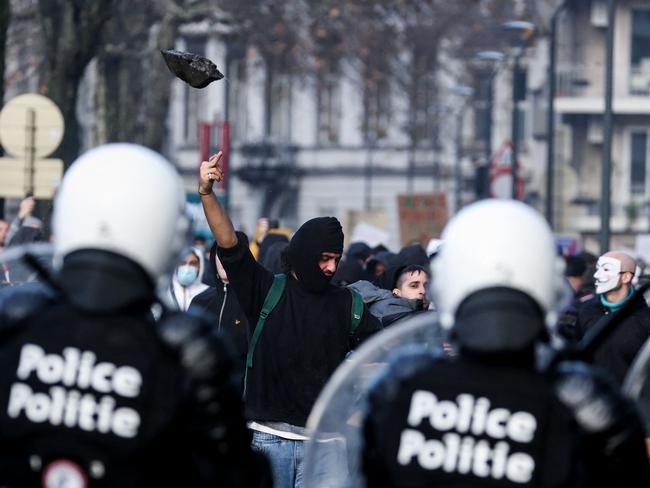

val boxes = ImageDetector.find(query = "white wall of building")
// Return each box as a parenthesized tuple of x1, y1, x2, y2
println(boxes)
(168, 28, 466, 251)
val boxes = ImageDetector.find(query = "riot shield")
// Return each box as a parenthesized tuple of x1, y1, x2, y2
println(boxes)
(0, 242, 54, 288)
(303, 312, 446, 488)
(623, 335, 650, 436)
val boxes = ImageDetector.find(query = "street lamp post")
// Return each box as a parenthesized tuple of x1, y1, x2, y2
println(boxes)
(600, 0, 617, 254)
(546, 1, 571, 228)
(501, 20, 535, 201)
(511, 53, 522, 200)
(474, 51, 505, 200)
(222, 35, 234, 211)
(452, 85, 474, 213)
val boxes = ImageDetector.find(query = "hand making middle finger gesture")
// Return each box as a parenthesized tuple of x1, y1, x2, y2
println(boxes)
(199, 151, 224, 194)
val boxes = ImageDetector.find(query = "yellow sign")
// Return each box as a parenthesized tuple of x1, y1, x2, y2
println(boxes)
(0, 157, 63, 198)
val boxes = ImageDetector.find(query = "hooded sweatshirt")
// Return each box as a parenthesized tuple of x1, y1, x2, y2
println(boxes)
(189, 242, 250, 389)
(168, 247, 209, 311)
(218, 220, 381, 428)
(349, 280, 429, 327)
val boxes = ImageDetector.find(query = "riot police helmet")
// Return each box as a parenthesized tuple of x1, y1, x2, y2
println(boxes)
(52, 143, 189, 283)
(431, 200, 566, 352)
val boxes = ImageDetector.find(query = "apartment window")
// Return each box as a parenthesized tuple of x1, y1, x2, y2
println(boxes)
(316, 74, 341, 145)
(411, 73, 435, 146)
(182, 37, 206, 144)
(630, 130, 649, 195)
(362, 78, 390, 143)
(270, 74, 292, 142)
(229, 57, 248, 142)
(631, 10, 650, 67)
(630, 9, 650, 95)
(516, 107, 526, 147)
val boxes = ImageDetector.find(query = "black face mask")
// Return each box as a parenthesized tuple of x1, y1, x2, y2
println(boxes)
(285, 217, 343, 293)
(404, 297, 426, 311)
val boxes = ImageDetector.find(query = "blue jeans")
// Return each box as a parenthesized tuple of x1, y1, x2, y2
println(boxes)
(251, 430, 305, 488)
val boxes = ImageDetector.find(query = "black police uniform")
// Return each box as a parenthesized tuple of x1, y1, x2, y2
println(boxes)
(362, 290, 650, 488)
(0, 251, 269, 487)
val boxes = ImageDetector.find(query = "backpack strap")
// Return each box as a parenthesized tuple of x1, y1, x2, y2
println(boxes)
(349, 288, 364, 337)
(244, 273, 286, 397)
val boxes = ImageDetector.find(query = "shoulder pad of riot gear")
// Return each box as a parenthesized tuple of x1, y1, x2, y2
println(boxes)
(553, 360, 639, 438)
(156, 308, 246, 443)
(157, 308, 234, 381)
(0, 283, 57, 334)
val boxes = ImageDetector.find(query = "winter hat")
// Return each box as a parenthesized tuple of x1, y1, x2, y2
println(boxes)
(286, 216, 343, 292)
(347, 242, 372, 261)
(396, 243, 429, 268)
(565, 255, 587, 278)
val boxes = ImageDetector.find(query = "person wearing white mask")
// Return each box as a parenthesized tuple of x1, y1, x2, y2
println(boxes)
(169, 247, 209, 310)
(576, 250, 650, 385)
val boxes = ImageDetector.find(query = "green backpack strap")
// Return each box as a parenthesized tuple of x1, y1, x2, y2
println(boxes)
(349, 288, 364, 337)
(244, 274, 286, 397)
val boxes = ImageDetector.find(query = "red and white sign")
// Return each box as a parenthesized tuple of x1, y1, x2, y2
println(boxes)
(489, 141, 524, 200)
(42, 459, 88, 488)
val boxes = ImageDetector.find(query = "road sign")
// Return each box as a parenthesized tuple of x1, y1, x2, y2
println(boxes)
(489, 141, 525, 199)
(0, 94, 65, 197)
(0, 157, 63, 198)
(0, 94, 64, 159)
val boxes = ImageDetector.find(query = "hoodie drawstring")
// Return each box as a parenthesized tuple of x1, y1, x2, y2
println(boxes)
(218, 283, 227, 332)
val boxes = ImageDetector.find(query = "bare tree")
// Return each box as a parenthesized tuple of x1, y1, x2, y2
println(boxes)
(221, 0, 307, 137)
(37, 0, 114, 167)
(0, 0, 10, 108)
(94, 0, 220, 152)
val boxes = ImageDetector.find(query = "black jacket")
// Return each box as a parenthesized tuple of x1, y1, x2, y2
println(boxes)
(219, 232, 382, 427)
(576, 292, 650, 384)
(363, 350, 650, 487)
(0, 252, 269, 487)
(189, 281, 249, 388)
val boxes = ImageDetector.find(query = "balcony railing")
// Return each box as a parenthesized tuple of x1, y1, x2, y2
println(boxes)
(555, 64, 601, 97)
(557, 61, 650, 97)
(630, 61, 650, 96)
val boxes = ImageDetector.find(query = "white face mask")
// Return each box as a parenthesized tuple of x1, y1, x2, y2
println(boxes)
(594, 256, 622, 294)
(176, 264, 198, 287)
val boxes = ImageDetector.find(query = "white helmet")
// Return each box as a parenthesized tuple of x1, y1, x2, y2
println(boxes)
(431, 200, 566, 330)
(53, 143, 189, 281)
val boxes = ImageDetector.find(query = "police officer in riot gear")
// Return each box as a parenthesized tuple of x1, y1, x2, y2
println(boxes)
(0, 144, 269, 487)
(362, 200, 650, 487)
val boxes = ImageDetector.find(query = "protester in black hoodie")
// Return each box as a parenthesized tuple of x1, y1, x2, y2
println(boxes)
(189, 241, 250, 389)
(198, 151, 381, 488)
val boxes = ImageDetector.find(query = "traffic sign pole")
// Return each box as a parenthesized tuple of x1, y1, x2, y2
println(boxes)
(0, 94, 65, 199)
(26, 108, 36, 194)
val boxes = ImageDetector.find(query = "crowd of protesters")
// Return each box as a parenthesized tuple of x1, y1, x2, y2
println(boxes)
(1, 146, 650, 486)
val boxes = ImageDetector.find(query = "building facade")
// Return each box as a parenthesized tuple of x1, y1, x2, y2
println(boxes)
(517, 0, 650, 252)
(167, 22, 472, 251)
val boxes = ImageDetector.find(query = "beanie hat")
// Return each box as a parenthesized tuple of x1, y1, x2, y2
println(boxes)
(565, 255, 587, 278)
(286, 217, 343, 293)
(347, 242, 372, 261)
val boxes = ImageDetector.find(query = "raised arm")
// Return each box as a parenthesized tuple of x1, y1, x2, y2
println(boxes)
(198, 151, 238, 249)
